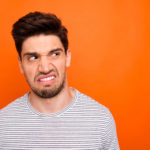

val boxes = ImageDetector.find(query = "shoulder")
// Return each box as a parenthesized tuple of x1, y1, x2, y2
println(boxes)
(75, 89, 113, 119)
(76, 90, 120, 149)
(74, 89, 117, 135)
(0, 93, 28, 117)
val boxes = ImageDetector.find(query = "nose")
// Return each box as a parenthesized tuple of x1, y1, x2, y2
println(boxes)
(38, 56, 51, 73)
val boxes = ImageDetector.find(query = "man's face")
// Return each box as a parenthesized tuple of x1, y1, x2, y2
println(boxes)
(19, 34, 71, 98)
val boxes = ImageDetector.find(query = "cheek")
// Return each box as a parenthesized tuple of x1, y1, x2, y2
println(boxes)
(53, 61, 66, 78)
(23, 65, 37, 80)
(58, 60, 67, 71)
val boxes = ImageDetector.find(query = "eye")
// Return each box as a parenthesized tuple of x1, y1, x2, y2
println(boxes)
(52, 52, 60, 57)
(28, 56, 38, 61)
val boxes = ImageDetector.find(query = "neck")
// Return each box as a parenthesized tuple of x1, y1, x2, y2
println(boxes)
(28, 86, 75, 114)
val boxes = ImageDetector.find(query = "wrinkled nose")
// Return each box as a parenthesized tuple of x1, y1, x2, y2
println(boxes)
(38, 56, 51, 73)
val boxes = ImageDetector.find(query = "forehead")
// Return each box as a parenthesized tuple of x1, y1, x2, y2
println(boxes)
(21, 34, 64, 55)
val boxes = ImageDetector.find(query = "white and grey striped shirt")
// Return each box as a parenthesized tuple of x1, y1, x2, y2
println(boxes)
(0, 89, 119, 150)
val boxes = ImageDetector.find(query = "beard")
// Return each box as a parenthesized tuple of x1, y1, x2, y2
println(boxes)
(31, 79, 65, 98)
(26, 70, 66, 99)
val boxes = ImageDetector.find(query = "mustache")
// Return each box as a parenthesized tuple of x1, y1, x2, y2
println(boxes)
(34, 69, 58, 81)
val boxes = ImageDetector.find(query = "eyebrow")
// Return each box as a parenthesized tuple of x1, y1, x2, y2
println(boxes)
(50, 48, 63, 53)
(23, 48, 63, 57)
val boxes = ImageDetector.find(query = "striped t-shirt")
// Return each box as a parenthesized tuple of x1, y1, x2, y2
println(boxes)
(0, 89, 119, 150)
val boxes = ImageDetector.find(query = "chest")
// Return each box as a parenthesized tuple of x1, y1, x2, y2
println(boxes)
(1, 116, 103, 149)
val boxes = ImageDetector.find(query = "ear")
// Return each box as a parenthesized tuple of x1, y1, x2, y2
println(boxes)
(66, 49, 71, 67)
(18, 56, 24, 74)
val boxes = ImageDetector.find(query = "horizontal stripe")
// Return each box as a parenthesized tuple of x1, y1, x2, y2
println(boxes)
(0, 89, 119, 150)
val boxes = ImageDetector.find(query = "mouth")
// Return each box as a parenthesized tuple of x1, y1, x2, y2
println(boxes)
(37, 75, 56, 85)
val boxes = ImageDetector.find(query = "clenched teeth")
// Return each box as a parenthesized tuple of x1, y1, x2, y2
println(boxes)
(40, 76, 55, 81)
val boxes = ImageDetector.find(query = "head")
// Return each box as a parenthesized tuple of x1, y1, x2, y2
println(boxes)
(11, 12, 71, 98)
(12, 11, 68, 58)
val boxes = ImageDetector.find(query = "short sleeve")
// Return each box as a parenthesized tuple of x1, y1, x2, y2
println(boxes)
(101, 108, 120, 150)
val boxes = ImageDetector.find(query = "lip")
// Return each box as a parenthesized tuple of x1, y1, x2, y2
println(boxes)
(36, 74, 56, 85)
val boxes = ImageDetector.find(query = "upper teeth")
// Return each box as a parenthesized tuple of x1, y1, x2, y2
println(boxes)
(40, 76, 54, 81)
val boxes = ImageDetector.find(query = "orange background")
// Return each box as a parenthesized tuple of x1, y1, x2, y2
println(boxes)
(0, 0, 150, 149)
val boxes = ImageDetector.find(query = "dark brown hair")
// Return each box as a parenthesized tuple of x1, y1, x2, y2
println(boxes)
(12, 11, 68, 57)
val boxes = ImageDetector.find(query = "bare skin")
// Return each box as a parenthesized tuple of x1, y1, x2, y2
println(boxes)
(28, 86, 75, 114)
(20, 34, 74, 114)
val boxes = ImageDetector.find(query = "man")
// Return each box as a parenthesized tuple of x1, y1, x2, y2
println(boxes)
(0, 12, 120, 149)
